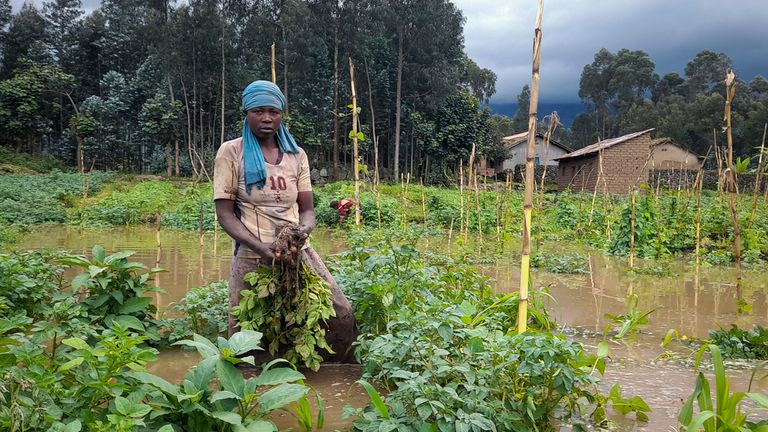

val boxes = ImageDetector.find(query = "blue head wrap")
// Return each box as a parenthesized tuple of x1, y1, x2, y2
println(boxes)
(241, 80, 299, 192)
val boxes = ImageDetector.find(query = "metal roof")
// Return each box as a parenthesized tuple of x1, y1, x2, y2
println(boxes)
(502, 131, 572, 152)
(553, 128, 655, 161)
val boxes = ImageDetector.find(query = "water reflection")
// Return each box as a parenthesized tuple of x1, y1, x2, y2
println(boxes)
(17, 226, 768, 431)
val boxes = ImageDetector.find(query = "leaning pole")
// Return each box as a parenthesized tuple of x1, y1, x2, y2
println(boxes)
(517, 0, 544, 333)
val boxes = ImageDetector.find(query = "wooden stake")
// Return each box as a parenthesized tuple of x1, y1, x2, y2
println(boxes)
(459, 162, 465, 239)
(629, 189, 636, 270)
(271, 43, 277, 83)
(421, 179, 427, 229)
(349, 58, 361, 226)
(518, 0, 544, 334)
(724, 70, 742, 281)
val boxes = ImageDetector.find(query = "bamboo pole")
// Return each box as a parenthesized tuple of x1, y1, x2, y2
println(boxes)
(467, 144, 476, 239)
(695, 165, 705, 267)
(459, 162, 465, 239)
(535, 112, 559, 247)
(588, 149, 603, 227)
(517, 0, 544, 334)
(628, 189, 637, 269)
(271, 43, 277, 83)
(401, 173, 410, 232)
(747, 123, 767, 229)
(421, 179, 427, 229)
(724, 70, 742, 281)
(349, 58, 361, 226)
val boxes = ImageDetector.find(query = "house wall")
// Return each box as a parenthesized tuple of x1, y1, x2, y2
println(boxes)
(556, 133, 653, 194)
(650, 143, 702, 169)
(501, 137, 569, 171)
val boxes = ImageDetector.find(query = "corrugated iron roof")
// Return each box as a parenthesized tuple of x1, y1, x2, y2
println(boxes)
(553, 128, 655, 161)
(502, 131, 572, 152)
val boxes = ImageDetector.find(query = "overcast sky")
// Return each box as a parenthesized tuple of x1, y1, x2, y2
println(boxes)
(455, 0, 768, 103)
(11, 0, 768, 104)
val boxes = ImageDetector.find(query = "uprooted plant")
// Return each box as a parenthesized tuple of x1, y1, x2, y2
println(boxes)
(233, 224, 336, 371)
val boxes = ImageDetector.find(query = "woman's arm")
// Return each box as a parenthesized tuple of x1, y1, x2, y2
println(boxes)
(215, 199, 275, 261)
(297, 191, 315, 238)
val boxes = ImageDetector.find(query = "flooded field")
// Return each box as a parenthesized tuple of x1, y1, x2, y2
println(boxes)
(18, 225, 768, 431)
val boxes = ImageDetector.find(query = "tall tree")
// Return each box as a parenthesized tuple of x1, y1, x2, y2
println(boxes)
(461, 56, 496, 104)
(43, 0, 83, 69)
(511, 85, 530, 132)
(685, 50, 732, 98)
(1, 3, 50, 78)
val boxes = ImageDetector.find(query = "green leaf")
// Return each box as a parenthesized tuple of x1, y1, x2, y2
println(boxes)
(211, 391, 242, 403)
(597, 341, 609, 358)
(71, 273, 91, 290)
(235, 420, 276, 432)
(59, 356, 85, 371)
(228, 330, 263, 356)
(217, 360, 245, 397)
(119, 297, 152, 314)
(212, 411, 242, 425)
(358, 379, 389, 419)
(258, 383, 308, 413)
(105, 250, 135, 264)
(685, 410, 715, 431)
(173, 334, 219, 359)
(92, 245, 105, 263)
(110, 315, 145, 331)
(251, 368, 305, 386)
(186, 356, 217, 390)
(62, 338, 90, 351)
(747, 392, 768, 409)
(157, 426, 177, 432)
(129, 372, 180, 396)
(62, 420, 82, 432)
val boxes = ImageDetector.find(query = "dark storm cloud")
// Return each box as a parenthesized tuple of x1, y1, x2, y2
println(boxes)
(456, 0, 768, 103)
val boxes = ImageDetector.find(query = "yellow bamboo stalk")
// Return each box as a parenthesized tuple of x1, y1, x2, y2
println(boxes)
(459, 162, 465, 239)
(629, 189, 636, 270)
(271, 43, 277, 83)
(421, 179, 427, 229)
(517, 0, 544, 334)
(467, 144, 476, 240)
(349, 58, 361, 226)
(695, 166, 704, 267)
(724, 70, 742, 280)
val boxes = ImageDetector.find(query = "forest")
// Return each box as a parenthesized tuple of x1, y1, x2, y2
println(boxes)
(1, 0, 766, 181)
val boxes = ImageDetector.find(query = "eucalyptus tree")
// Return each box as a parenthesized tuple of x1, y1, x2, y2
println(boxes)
(43, 0, 83, 69)
(1, 3, 50, 78)
(684, 50, 732, 98)
(461, 56, 496, 104)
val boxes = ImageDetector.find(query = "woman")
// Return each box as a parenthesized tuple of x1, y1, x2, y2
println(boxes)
(213, 80, 356, 362)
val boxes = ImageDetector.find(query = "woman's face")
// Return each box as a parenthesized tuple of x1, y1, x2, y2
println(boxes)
(246, 106, 283, 141)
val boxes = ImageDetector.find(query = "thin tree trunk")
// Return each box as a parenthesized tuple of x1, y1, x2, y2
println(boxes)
(282, 26, 288, 110)
(349, 58, 361, 226)
(394, 27, 404, 181)
(518, 0, 544, 333)
(332, 31, 340, 180)
(365, 56, 379, 183)
(168, 78, 180, 176)
(181, 78, 199, 178)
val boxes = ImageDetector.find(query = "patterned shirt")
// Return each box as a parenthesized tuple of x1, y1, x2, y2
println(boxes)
(213, 137, 311, 257)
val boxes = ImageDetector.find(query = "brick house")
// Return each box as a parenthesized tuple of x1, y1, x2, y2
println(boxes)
(553, 129, 655, 194)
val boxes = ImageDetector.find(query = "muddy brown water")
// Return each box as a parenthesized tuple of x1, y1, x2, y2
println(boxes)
(17, 225, 768, 431)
